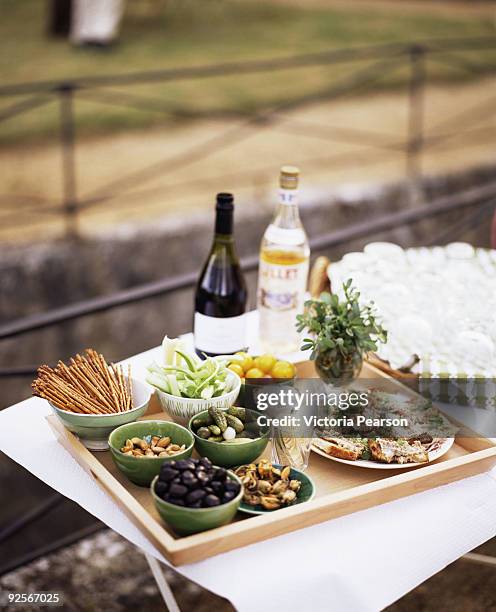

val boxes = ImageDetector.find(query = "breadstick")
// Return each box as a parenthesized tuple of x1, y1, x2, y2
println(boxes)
(32, 349, 133, 415)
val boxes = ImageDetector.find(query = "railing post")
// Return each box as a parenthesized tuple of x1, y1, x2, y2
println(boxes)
(58, 84, 78, 238)
(406, 44, 426, 184)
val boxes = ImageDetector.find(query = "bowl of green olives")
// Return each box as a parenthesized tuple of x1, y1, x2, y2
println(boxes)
(188, 406, 269, 468)
(151, 457, 243, 535)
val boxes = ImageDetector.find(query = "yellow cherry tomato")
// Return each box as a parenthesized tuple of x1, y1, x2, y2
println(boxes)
(245, 367, 266, 379)
(271, 361, 296, 379)
(254, 354, 277, 373)
(228, 363, 244, 378)
(241, 356, 254, 372)
(235, 351, 254, 372)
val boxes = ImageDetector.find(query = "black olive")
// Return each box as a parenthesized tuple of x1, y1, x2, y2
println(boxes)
(223, 480, 240, 493)
(204, 486, 214, 495)
(159, 467, 179, 482)
(161, 493, 170, 502)
(214, 468, 227, 481)
(197, 471, 211, 485)
(171, 477, 182, 485)
(199, 457, 212, 469)
(186, 477, 199, 490)
(155, 481, 169, 497)
(222, 491, 236, 502)
(168, 497, 185, 507)
(203, 494, 220, 507)
(175, 459, 195, 471)
(188, 500, 203, 508)
(185, 489, 207, 505)
(181, 470, 195, 484)
(169, 483, 188, 498)
(167, 460, 177, 469)
(210, 481, 223, 494)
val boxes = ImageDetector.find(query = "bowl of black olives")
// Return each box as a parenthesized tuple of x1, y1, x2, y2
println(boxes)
(150, 457, 243, 535)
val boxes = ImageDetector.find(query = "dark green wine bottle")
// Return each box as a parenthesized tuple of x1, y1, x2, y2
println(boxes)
(194, 193, 248, 357)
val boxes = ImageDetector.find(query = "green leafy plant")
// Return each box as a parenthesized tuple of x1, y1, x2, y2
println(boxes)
(296, 280, 387, 378)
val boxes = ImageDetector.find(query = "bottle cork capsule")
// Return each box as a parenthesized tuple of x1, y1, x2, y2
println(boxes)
(280, 165, 300, 189)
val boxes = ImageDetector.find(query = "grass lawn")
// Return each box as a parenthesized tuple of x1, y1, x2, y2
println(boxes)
(0, 0, 494, 144)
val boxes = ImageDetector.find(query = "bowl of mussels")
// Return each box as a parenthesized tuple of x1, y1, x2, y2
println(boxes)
(150, 457, 243, 535)
(188, 406, 270, 468)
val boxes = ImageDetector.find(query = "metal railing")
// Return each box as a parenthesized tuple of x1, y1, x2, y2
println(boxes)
(1, 36, 496, 236)
(1, 178, 495, 378)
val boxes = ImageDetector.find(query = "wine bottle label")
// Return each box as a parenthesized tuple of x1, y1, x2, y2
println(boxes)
(258, 259, 309, 351)
(258, 260, 308, 311)
(194, 312, 247, 354)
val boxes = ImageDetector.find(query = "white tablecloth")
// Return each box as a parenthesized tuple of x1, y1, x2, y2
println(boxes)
(1, 318, 496, 612)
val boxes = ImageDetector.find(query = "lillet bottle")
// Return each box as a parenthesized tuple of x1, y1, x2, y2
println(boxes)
(257, 166, 310, 353)
(194, 193, 248, 357)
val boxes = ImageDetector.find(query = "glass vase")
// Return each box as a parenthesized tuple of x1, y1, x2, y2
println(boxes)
(314, 348, 363, 386)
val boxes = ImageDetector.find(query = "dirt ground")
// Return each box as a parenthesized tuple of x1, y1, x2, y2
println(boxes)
(1, 75, 495, 244)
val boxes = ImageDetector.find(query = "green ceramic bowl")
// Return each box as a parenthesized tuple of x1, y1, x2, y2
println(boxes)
(188, 409, 270, 468)
(108, 421, 194, 486)
(48, 377, 151, 451)
(151, 471, 243, 536)
(238, 465, 316, 515)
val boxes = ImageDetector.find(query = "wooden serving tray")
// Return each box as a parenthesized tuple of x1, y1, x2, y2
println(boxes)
(47, 362, 496, 566)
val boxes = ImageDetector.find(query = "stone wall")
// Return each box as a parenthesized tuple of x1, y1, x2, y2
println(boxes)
(1, 163, 494, 409)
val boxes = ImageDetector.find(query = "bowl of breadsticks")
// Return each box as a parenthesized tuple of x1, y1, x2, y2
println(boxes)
(32, 349, 151, 450)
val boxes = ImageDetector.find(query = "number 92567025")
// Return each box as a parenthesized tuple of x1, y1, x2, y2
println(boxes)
(2, 592, 62, 607)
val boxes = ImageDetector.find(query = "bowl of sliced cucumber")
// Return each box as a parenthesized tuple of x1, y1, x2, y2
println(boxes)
(146, 338, 241, 426)
(154, 372, 241, 426)
(188, 407, 270, 468)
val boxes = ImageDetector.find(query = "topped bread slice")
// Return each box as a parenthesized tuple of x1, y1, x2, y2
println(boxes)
(314, 437, 366, 461)
(368, 438, 428, 464)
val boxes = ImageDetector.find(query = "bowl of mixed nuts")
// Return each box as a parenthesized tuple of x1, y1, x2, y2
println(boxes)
(108, 420, 194, 486)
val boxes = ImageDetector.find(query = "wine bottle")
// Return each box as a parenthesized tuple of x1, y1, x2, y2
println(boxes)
(194, 193, 248, 357)
(257, 166, 310, 353)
